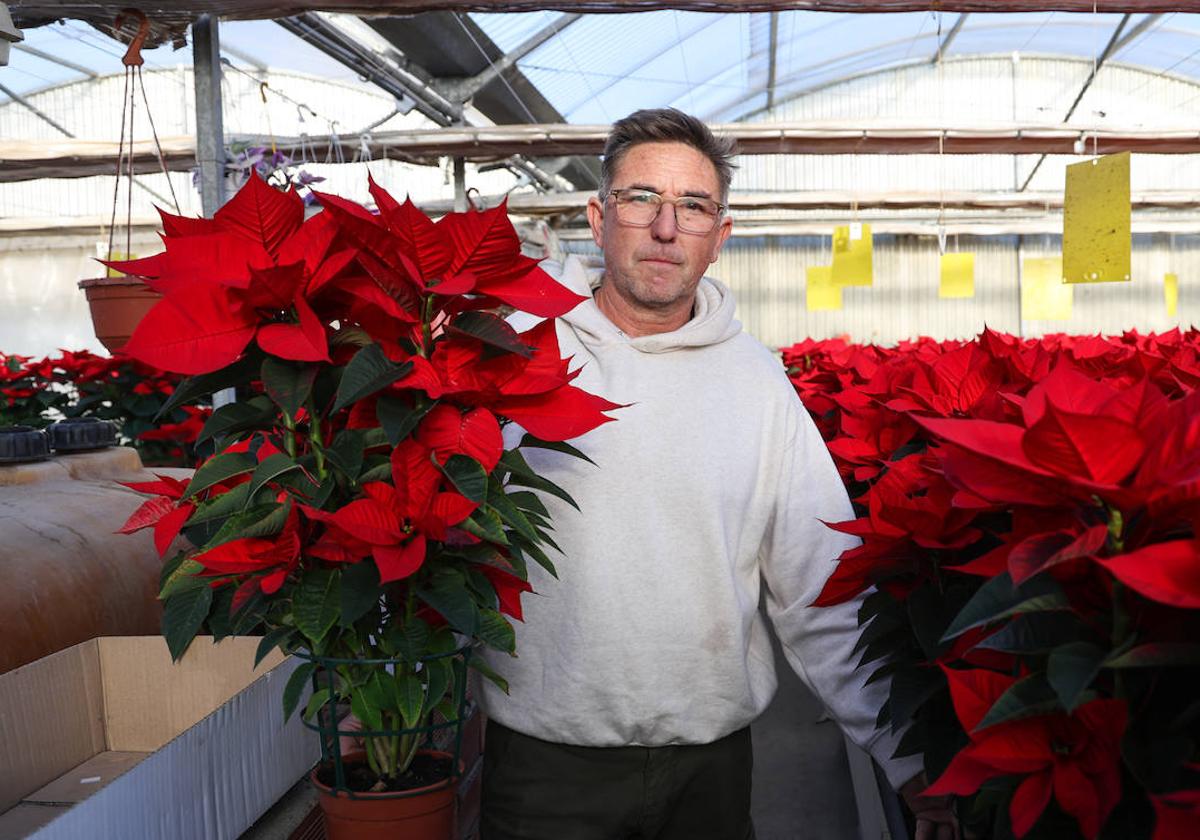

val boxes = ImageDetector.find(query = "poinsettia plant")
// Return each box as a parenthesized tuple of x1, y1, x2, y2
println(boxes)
(115, 172, 619, 787)
(785, 330, 1200, 840)
(1, 352, 69, 427)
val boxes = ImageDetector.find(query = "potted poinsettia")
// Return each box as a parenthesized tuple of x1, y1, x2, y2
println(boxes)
(114, 172, 618, 838)
(786, 330, 1200, 840)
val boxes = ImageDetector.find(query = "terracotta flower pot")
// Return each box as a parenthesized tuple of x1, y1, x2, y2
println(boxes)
(78, 276, 161, 353)
(310, 749, 458, 840)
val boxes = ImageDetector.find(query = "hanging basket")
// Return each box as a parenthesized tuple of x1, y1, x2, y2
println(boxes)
(78, 276, 160, 353)
(295, 646, 472, 840)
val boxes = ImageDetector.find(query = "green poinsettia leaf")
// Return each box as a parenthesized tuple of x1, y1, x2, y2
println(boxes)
(260, 357, 318, 419)
(941, 572, 1069, 642)
(339, 562, 381, 628)
(518, 433, 595, 465)
(478, 608, 516, 655)
(294, 569, 340, 646)
(393, 671, 425, 730)
(501, 450, 579, 511)
(442, 454, 488, 504)
(162, 584, 213, 661)
(377, 395, 435, 447)
(158, 556, 206, 600)
(417, 572, 479, 636)
(974, 672, 1063, 732)
(303, 687, 331, 723)
(157, 352, 261, 419)
(185, 451, 258, 499)
(196, 395, 275, 447)
(1047, 641, 1106, 712)
(255, 627, 296, 668)
(447, 312, 532, 357)
(1104, 643, 1200, 669)
(332, 344, 412, 413)
(282, 661, 316, 722)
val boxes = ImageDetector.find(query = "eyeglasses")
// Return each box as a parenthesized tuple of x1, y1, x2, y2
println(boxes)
(606, 188, 725, 235)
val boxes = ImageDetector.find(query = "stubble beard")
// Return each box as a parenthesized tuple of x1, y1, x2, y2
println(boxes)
(608, 265, 696, 312)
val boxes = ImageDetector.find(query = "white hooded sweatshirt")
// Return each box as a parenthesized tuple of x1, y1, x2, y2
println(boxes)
(480, 255, 921, 789)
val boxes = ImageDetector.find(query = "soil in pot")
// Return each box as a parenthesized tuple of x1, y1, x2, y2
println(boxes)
(315, 750, 453, 793)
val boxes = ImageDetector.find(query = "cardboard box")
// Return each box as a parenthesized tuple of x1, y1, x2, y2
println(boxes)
(0, 636, 320, 839)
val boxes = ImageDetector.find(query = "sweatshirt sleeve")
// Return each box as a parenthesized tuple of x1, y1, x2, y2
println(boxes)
(759, 397, 923, 791)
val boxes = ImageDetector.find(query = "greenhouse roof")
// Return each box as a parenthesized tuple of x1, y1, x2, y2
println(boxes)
(468, 10, 1200, 123)
(4, 10, 1200, 127)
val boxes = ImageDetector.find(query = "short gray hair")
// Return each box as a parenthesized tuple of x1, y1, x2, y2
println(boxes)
(599, 108, 737, 205)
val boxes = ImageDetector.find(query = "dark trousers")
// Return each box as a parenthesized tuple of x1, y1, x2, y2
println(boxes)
(481, 720, 756, 840)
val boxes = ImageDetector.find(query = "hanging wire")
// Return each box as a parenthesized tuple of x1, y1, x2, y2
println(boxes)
(936, 10, 946, 252)
(136, 67, 181, 212)
(520, 62, 747, 93)
(220, 60, 330, 131)
(106, 67, 132, 264)
(1126, 43, 1200, 100)
(872, 12, 935, 119)
(260, 81, 278, 155)
(1091, 0, 1100, 164)
(1016, 12, 1056, 54)
(672, 11, 699, 115)
(450, 12, 541, 125)
(125, 66, 136, 259)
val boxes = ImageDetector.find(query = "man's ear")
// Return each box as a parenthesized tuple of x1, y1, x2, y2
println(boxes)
(587, 195, 606, 250)
(708, 215, 733, 264)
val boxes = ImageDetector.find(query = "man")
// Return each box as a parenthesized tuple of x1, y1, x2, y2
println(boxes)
(479, 108, 958, 840)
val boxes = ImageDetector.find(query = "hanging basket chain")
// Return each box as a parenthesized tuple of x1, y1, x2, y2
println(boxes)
(106, 64, 132, 266)
(137, 67, 181, 214)
(125, 64, 136, 260)
(107, 9, 181, 265)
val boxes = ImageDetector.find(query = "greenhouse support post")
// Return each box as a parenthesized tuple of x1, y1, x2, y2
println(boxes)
(193, 15, 234, 408)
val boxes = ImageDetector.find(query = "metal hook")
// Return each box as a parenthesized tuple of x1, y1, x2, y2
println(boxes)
(114, 9, 150, 68)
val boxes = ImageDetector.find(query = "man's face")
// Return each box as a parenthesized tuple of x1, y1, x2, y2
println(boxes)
(587, 142, 733, 315)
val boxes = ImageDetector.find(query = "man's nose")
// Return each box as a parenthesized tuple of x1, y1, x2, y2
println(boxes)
(650, 201, 678, 240)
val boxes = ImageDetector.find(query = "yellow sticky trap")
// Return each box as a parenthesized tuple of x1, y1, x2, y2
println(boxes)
(831, 223, 873, 287)
(105, 251, 137, 278)
(806, 265, 842, 311)
(1022, 257, 1073, 320)
(1063, 151, 1131, 284)
(1165, 273, 1178, 317)
(939, 253, 975, 299)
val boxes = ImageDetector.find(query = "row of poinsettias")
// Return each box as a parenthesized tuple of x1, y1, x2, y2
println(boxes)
(783, 329, 1200, 840)
(0, 350, 209, 466)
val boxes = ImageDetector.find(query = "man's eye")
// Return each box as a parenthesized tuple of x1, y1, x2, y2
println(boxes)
(628, 193, 658, 205)
(680, 200, 706, 212)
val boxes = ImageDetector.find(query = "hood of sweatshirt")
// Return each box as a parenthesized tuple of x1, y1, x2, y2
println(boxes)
(549, 254, 742, 354)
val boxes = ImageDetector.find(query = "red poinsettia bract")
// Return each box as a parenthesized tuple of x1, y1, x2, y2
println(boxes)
(925, 667, 1127, 839)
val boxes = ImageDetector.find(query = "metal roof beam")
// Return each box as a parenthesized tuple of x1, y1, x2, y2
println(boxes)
(220, 41, 267, 71)
(1019, 13, 1130, 191)
(932, 13, 968, 64)
(0, 78, 73, 135)
(11, 2, 1200, 27)
(765, 11, 779, 111)
(275, 12, 462, 126)
(440, 12, 581, 103)
(11, 41, 97, 76)
(418, 187, 1200, 215)
(1110, 13, 1165, 58)
(7, 122, 1200, 182)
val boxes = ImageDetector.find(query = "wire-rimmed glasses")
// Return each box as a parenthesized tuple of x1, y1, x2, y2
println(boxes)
(606, 188, 725, 235)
